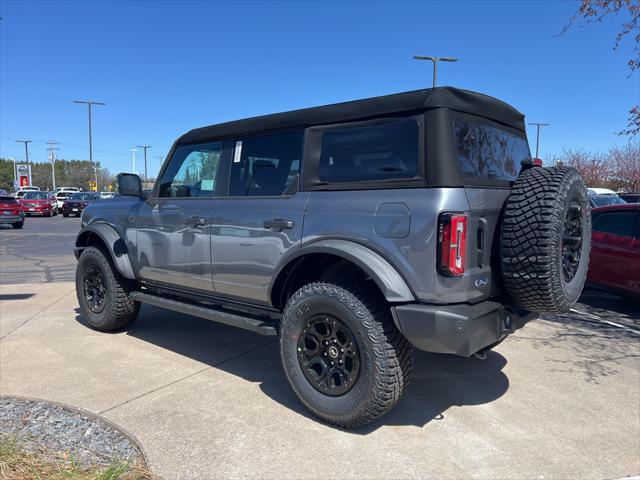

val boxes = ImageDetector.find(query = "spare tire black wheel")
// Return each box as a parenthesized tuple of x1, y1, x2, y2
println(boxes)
(500, 166, 591, 313)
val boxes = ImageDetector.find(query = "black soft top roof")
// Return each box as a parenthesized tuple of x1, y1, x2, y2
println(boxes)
(178, 86, 525, 145)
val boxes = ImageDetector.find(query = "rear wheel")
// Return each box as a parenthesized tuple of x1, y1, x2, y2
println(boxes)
(500, 167, 591, 313)
(76, 246, 139, 331)
(280, 280, 413, 428)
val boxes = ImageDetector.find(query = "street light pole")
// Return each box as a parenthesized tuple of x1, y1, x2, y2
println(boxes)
(15, 140, 32, 163)
(130, 148, 137, 174)
(136, 145, 151, 190)
(413, 55, 459, 87)
(73, 100, 106, 191)
(47, 140, 59, 191)
(528, 122, 550, 159)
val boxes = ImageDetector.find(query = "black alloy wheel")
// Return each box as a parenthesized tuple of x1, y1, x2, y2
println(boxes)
(561, 201, 583, 282)
(297, 315, 360, 396)
(83, 264, 107, 314)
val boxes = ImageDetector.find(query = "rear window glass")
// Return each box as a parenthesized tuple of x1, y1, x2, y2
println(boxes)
(592, 211, 637, 237)
(319, 118, 419, 183)
(0, 196, 17, 204)
(454, 121, 530, 181)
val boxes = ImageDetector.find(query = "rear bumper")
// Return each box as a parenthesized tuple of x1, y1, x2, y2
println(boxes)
(0, 215, 23, 224)
(391, 301, 538, 357)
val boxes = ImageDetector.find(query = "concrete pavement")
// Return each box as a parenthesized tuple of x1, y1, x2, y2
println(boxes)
(1, 281, 639, 479)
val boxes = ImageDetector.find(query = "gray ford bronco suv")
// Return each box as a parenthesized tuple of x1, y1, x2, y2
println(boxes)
(75, 87, 591, 428)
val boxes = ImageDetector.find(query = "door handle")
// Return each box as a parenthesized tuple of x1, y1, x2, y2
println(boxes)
(263, 218, 294, 231)
(185, 215, 206, 226)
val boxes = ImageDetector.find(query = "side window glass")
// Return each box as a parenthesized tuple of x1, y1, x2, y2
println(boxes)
(454, 121, 529, 181)
(229, 131, 303, 197)
(319, 118, 419, 183)
(592, 211, 637, 237)
(158, 141, 222, 198)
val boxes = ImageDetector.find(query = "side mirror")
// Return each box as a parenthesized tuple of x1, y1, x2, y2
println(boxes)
(116, 173, 142, 197)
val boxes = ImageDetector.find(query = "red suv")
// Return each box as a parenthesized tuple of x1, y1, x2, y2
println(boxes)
(587, 203, 640, 297)
(0, 195, 25, 229)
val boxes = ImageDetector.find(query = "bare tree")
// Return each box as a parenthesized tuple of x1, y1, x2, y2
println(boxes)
(551, 148, 613, 187)
(561, 0, 640, 136)
(610, 142, 640, 191)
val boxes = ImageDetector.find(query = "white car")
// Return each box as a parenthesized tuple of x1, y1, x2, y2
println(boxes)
(55, 191, 72, 209)
(15, 186, 41, 198)
(99, 191, 115, 199)
(587, 187, 617, 196)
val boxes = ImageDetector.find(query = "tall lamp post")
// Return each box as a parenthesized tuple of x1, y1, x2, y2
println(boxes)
(413, 55, 458, 87)
(15, 140, 32, 163)
(73, 100, 106, 191)
(136, 145, 151, 190)
(528, 122, 550, 159)
(130, 148, 138, 174)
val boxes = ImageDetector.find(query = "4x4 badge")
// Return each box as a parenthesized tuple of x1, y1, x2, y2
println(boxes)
(475, 277, 488, 287)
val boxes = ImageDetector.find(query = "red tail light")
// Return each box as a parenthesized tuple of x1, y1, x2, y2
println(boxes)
(438, 213, 468, 277)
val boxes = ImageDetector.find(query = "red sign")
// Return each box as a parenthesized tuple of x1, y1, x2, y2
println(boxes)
(19, 176, 29, 187)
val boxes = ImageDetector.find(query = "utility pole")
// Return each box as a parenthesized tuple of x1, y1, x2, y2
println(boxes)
(136, 145, 151, 190)
(15, 140, 32, 163)
(46, 141, 59, 190)
(413, 55, 458, 87)
(158, 155, 164, 170)
(528, 122, 550, 159)
(73, 100, 106, 191)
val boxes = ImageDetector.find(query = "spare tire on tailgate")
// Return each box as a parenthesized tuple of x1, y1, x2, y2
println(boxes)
(500, 166, 591, 313)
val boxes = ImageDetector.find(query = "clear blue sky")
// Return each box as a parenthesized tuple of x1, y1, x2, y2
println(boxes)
(1, 0, 637, 177)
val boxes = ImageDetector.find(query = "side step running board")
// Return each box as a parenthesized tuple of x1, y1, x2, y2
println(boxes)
(130, 291, 278, 336)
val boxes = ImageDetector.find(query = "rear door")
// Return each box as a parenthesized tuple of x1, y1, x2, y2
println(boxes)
(135, 141, 225, 294)
(211, 130, 308, 305)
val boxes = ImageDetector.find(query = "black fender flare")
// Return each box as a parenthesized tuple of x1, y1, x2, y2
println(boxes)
(270, 239, 415, 303)
(75, 223, 136, 280)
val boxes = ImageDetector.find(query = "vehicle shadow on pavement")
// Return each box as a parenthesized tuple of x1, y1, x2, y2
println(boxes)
(76, 305, 510, 433)
(521, 291, 640, 384)
(0, 293, 35, 301)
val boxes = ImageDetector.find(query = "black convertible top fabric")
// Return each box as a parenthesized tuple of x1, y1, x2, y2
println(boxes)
(177, 87, 525, 145)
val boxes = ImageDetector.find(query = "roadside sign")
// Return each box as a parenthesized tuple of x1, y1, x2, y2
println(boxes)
(16, 164, 31, 187)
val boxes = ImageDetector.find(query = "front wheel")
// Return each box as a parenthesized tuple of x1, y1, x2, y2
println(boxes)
(280, 281, 413, 428)
(76, 246, 140, 332)
(63, 212, 69, 217)
(12, 221, 24, 229)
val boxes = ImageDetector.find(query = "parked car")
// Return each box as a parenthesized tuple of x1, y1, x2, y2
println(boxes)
(589, 194, 627, 208)
(99, 191, 115, 199)
(0, 189, 9, 196)
(587, 203, 640, 297)
(55, 191, 72, 210)
(587, 187, 617, 196)
(18, 191, 57, 216)
(62, 192, 100, 217)
(15, 186, 41, 199)
(0, 195, 25, 229)
(74, 86, 591, 428)
(53, 187, 81, 195)
(619, 193, 640, 203)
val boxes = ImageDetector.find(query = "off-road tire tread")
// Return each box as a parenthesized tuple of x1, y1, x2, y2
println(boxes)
(500, 166, 589, 313)
(76, 246, 139, 331)
(281, 279, 413, 428)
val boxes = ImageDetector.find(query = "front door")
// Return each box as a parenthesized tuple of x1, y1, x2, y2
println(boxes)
(135, 140, 225, 294)
(211, 130, 307, 305)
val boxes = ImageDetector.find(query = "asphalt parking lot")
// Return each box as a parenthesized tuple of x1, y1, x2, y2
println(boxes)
(1, 215, 639, 479)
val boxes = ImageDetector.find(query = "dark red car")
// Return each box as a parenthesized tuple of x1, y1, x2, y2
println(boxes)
(62, 192, 101, 217)
(587, 203, 640, 297)
(18, 191, 57, 216)
(0, 195, 25, 229)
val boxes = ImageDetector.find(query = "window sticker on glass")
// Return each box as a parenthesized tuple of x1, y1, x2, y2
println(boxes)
(234, 141, 243, 163)
(200, 179, 215, 191)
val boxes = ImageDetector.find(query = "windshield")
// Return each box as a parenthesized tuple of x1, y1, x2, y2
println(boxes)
(70, 193, 97, 201)
(23, 192, 49, 199)
(592, 195, 627, 207)
(0, 196, 18, 204)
